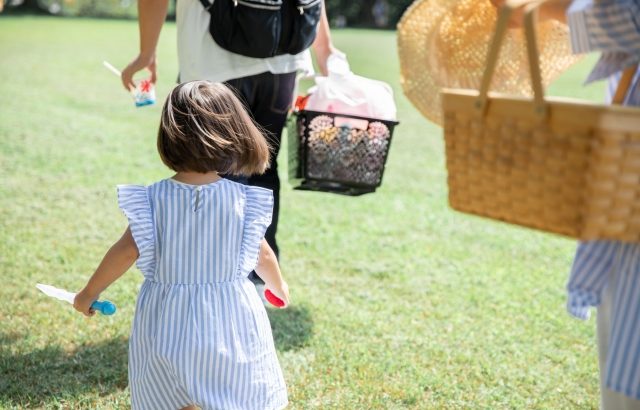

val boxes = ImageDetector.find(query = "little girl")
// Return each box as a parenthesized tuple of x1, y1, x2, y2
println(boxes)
(73, 81, 290, 410)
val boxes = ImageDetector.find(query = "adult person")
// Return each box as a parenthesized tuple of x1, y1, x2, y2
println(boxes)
(120, 0, 339, 293)
(491, 0, 640, 408)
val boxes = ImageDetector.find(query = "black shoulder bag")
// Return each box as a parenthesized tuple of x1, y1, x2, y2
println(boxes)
(198, 0, 322, 59)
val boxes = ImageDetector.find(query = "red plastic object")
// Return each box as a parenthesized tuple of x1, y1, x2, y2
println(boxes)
(264, 289, 285, 308)
(139, 79, 153, 92)
(294, 95, 310, 112)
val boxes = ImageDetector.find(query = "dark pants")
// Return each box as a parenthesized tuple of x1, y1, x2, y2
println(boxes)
(224, 71, 297, 284)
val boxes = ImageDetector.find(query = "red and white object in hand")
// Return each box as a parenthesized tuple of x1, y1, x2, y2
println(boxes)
(103, 61, 155, 107)
(264, 289, 285, 308)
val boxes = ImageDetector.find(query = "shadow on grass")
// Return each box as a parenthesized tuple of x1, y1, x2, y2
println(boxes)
(0, 333, 128, 407)
(0, 332, 20, 346)
(268, 304, 314, 352)
(0, 307, 311, 406)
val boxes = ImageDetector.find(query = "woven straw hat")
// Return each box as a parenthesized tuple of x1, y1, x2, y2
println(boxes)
(398, 0, 580, 125)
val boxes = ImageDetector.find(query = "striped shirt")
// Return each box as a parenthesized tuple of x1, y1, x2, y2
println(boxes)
(566, 0, 640, 399)
(118, 178, 288, 410)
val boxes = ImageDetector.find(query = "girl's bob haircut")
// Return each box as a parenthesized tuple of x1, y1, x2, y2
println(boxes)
(158, 81, 271, 176)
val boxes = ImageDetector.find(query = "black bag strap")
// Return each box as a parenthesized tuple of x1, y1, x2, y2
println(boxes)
(199, 0, 214, 11)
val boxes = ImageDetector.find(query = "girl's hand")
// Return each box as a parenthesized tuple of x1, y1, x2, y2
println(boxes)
(121, 53, 157, 92)
(73, 289, 97, 317)
(266, 281, 290, 308)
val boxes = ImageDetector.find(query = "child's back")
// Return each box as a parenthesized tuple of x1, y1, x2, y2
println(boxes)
(119, 178, 287, 409)
(73, 81, 290, 410)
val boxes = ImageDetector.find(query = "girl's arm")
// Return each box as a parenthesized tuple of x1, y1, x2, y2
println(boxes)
(74, 227, 139, 316)
(255, 239, 290, 307)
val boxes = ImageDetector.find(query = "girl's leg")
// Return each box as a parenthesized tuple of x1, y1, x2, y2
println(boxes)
(179, 406, 198, 410)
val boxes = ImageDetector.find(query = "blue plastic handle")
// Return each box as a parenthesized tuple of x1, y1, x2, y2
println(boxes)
(91, 300, 117, 315)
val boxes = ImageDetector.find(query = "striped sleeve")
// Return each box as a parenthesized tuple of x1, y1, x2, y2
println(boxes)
(238, 185, 274, 275)
(566, 241, 619, 319)
(568, 0, 640, 55)
(117, 185, 155, 274)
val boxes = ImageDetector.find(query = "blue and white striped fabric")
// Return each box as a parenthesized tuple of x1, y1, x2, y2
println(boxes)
(568, 0, 640, 54)
(117, 178, 287, 410)
(568, 0, 640, 86)
(566, 0, 640, 400)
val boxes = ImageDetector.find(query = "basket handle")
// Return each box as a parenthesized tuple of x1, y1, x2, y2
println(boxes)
(478, 0, 637, 116)
(612, 65, 638, 105)
(476, 0, 549, 119)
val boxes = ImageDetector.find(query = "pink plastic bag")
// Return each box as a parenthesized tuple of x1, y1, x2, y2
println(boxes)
(305, 54, 397, 121)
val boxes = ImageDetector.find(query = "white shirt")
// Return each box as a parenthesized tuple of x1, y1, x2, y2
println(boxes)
(176, 0, 315, 82)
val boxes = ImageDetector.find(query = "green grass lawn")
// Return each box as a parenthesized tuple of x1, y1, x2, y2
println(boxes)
(0, 16, 605, 409)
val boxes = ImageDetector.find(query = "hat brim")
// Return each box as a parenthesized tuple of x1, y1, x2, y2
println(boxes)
(398, 0, 581, 126)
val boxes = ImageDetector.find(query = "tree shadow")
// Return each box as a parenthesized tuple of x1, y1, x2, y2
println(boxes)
(268, 304, 314, 352)
(0, 332, 128, 407)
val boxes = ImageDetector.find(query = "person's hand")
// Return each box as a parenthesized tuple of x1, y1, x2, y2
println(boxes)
(266, 281, 290, 308)
(314, 44, 344, 77)
(489, 0, 569, 26)
(489, 0, 527, 28)
(73, 288, 97, 317)
(121, 53, 157, 92)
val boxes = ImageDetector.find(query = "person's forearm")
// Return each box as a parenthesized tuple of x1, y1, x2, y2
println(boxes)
(312, 0, 333, 55)
(491, 0, 570, 26)
(539, 0, 571, 23)
(81, 228, 139, 298)
(138, 0, 170, 58)
(255, 240, 284, 288)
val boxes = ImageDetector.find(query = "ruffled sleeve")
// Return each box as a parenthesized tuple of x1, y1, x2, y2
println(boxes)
(117, 185, 155, 275)
(239, 185, 274, 275)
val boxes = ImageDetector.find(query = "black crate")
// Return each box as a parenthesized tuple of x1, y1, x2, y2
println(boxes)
(288, 109, 398, 196)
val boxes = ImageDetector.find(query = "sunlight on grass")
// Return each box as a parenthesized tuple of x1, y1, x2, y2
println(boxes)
(1, 16, 600, 409)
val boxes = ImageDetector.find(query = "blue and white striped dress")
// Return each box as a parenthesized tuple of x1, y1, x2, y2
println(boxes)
(566, 0, 640, 400)
(117, 178, 288, 410)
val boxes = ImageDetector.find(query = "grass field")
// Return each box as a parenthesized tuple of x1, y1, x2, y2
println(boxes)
(0, 16, 606, 409)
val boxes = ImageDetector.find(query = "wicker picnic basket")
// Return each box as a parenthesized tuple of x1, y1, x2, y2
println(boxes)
(442, 1, 640, 242)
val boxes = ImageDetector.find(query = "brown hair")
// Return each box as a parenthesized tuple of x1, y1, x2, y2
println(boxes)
(157, 81, 271, 176)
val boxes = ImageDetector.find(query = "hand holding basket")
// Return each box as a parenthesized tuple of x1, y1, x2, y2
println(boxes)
(442, 0, 640, 241)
